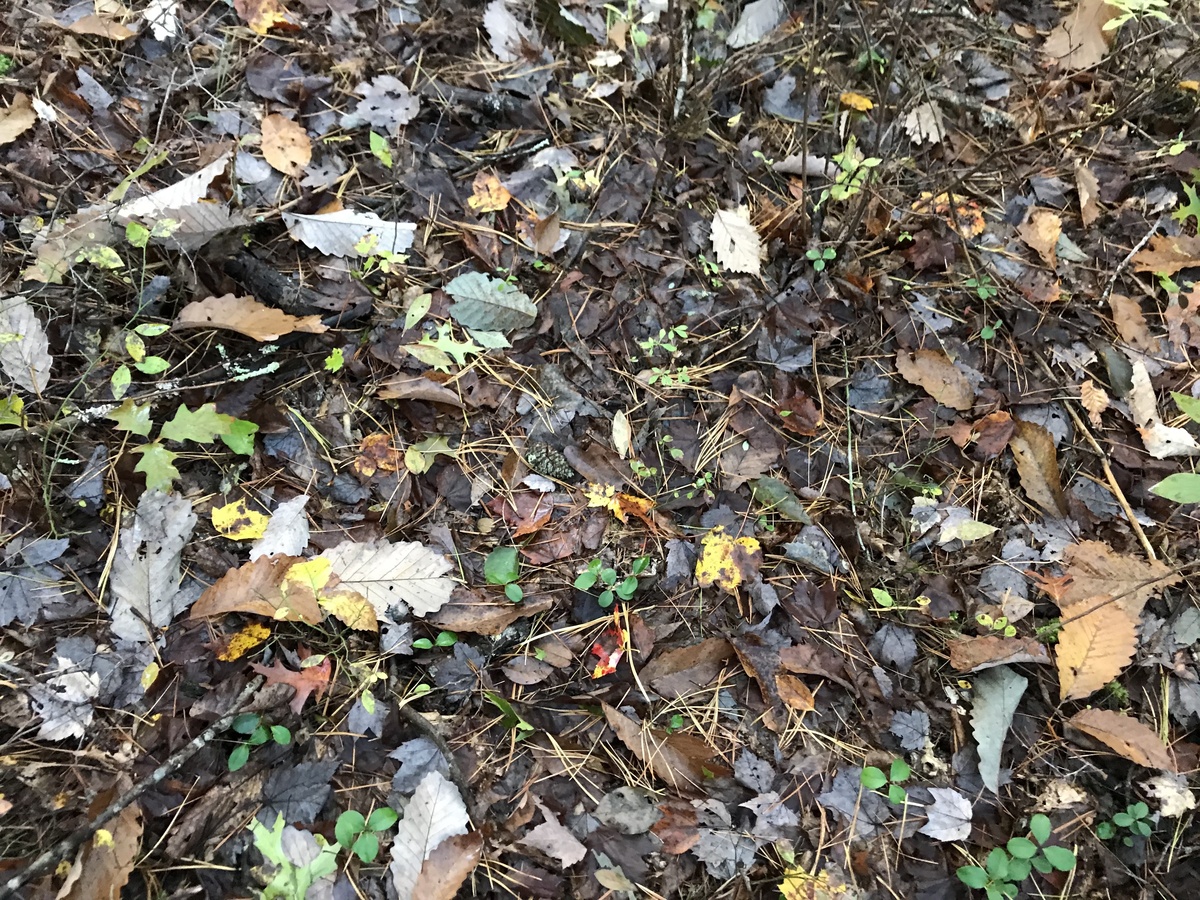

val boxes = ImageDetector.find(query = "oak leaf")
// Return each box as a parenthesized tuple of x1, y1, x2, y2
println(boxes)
(251, 655, 331, 714)
(320, 538, 457, 619)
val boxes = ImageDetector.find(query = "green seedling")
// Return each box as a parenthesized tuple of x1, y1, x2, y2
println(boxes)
(976, 612, 1017, 638)
(323, 348, 344, 373)
(412, 630, 458, 651)
(868, 587, 931, 613)
(1096, 801, 1152, 846)
(965, 275, 998, 301)
(957, 814, 1076, 899)
(484, 546, 524, 602)
(228, 713, 291, 772)
(638, 324, 688, 357)
(0, 54, 13, 77)
(334, 806, 399, 863)
(860, 758, 911, 805)
(484, 691, 535, 738)
(820, 135, 882, 206)
(646, 365, 692, 388)
(369, 131, 392, 168)
(1104, 0, 1170, 30)
(806, 247, 836, 272)
(575, 555, 650, 608)
(979, 319, 1004, 341)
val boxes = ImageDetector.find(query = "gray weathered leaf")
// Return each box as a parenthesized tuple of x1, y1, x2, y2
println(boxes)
(340, 75, 420, 134)
(260, 759, 340, 825)
(919, 787, 973, 842)
(389, 770, 471, 900)
(108, 491, 197, 642)
(519, 799, 587, 868)
(726, 0, 785, 48)
(283, 209, 415, 258)
(483, 0, 531, 62)
(320, 538, 458, 620)
(445, 271, 537, 333)
(250, 495, 309, 560)
(0, 294, 53, 392)
(971, 665, 1028, 795)
(29, 643, 100, 740)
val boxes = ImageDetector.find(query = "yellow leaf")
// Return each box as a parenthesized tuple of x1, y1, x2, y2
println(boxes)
(839, 91, 874, 111)
(695, 526, 762, 593)
(319, 589, 378, 632)
(781, 866, 846, 899)
(1179, 80, 1199, 92)
(140, 662, 159, 691)
(467, 172, 512, 213)
(217, 622, 271, 661)
(211, 498, 269, 540)
(94, 829, 114, 848)
(1056, 595, 1137, 701)
(585, 483, 621, 516)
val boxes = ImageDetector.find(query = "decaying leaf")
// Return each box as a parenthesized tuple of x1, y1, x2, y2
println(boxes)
(409, 832, 482, 900)
(468, 171, 512, 213)
(1056, 594, 1138, 701)
(695, 526, 763, 593)
(1079, 379, 1109, 426)
(0, 93, 37, 146)
(950, 636, 1051, 672)
(726, 0, 785, 48)
(0, 293, 54, 393)
(711, 208, 763, 275)
(1127, 359, 1200, 458)
(1066, 707, 1175, 771)
(389, 771, 471, 900)
(603, 703, 730, 792)
(233, 0, 296, 33)
(189, 555, 323, 624)
(319, 539, 458, 619)
(211, 498, 269, 540)
(283, 209, 416, 258)
(518, 799, 587, 868)
(108, 491, 198, 642)
(341, 74, 420, 134)
(1131, 233, 1200, 276)
(895, 349, 974, 410)
(1042, 0, 1117, 70)
(1058, 540, 1179, 616)
(483, 0, 532, 62)
(445, 271, 537, 333)
(251, 655, 331, 714)
(1009, 418, 1068, 517)
(971, 666, 1028, 795)
(261, 113, 311, 177)
(1017, 208, 1062, 267)
(57, 779, 142, 900)
(175, 294, 327, 341)
(904, 100, 946, 145)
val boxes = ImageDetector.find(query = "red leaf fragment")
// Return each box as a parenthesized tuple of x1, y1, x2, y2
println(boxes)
(251, 654, 331, 714)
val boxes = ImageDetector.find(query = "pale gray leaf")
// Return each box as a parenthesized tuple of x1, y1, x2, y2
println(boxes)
(593, 786, 661, 835)
(726, 0, 784, 48)
(320, 538, 457, 618)
(283, 209, 415, 258)
(389, 770, 471, 900)
(250, 495, 310, 560)
(918, 787, 973, 842)
(340, 75, 420, 133)
(0, 294, 53, 392)
(483, 0, 531, 62)
(971, 665, 1027, 795)
(108, 491, 197, 642)
(519, 799, 587, 868)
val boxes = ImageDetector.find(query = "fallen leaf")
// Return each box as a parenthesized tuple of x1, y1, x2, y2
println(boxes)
(0, 93, 38, 146)
(1109, 294, 1152, 349)
(483, 0, 533, 62)
(612, 409, 632, 459)
(1131, 233, 1200, 276)
(410, 832, 482, 900)
(261, 113, 311, 177)
(1056, 594, 1138, 701)
(518, 799, 587, 868)
(341, 75, 420, 134)
(283, 209, 416, 258)
(57, 780, 142, 900)
(695, 526, 762, 593)
(1127, 359, 1200, 458)
(445, 271, 537, 333)
(1076, 162, 1102, 226)
(389, 771, 471, 900)
(726, 0, 785, 48)
(711, 208, 763, 275)
(950, 636, 1051, 672)
(175, 294, 327, 341)
(233, 0, 297, 33)
(919, 787, 973, 842)
(775, 673, 815, 711)
(895, 349, 974, 410)
(1066, 707, 1175, 771)
(1042, 0, 1117, 70)
(251, 495, 310, 560)
(1017, 208, 1062, 267)
(212, 498, 269, 540)
(839, 91, 874, 111)
(1058, 540, 1178, 617)
(320, 538, 458, 619)
(65, 13, 136, 39)
(1009, 419, 1068, 516)
(215, 621, 271, 661)
(354, 433, 404, 478)
(602, 703, 730, 792)
(467, 171, 512, 212)
(251, 655, 331, 714)
(971, 666, 1028, 795)
(1080, 379, 1110, 426)
(0, 293, 54, 392)
(189, 555, 323, 624)
(1142, 773, 1196, 817)
(905, 100, 946, 145)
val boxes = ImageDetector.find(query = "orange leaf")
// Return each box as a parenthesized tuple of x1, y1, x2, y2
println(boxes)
(251, 655, 331, 714)
(354, 433, 403, 477)
(1067, 707, 1175, 771)
(175, 294, 327, 342)
(467, 172, 512, 213)
(1056, 595, 1137, 701)
(233, 0, 297, 33)
(261, 113, 311, 178)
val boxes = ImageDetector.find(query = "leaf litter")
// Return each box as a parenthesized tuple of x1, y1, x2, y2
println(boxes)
(3, 2, 1200, 899)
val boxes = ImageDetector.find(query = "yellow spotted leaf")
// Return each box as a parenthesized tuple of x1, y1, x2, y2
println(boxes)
(217, 622, 271, 661)
(211, 498, 269, 540)
(695, 526, 762, 593)
(780, 866, 847, 900)
(319, 589, 379, 631)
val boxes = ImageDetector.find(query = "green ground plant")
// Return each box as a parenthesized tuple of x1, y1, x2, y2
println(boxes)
(334, 806, 399, 863)
(228, 713, 291, 772)
(575, 555, 650, 608)
(957, 814, 1076, 898)
(484, 546, 524, 602)
(860, 757, 911, 804)
(1096, 801, 1152, 846)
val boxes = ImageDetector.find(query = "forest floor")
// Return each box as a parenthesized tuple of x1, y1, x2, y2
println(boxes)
(2, 0, 1200, 898)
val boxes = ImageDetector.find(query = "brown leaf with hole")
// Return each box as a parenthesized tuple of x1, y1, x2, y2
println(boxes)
(1009, 419, 1068, 516)
(189, 555, 323, 624)
(261, 113, 311, 178)
(602, 702, 730, 793)
(1042, 0, 1117, 70)
(1131, 234, 1200, 276)
(1059, 540, 1179, 616)
(1056, 594, 1137, 701)
(175, 294, 327, 341)
(895, 349, 974, 410)
(1079, 380, 1110, 427)
(1067, 707, 1175, 771)
(1017, 208, 1062, 267)
(949, 636, 1052, 673)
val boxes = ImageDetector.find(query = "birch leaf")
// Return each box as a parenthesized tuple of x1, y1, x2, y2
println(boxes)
(971, 665, 1027, 795)
(0, 294, 53, 392)
(445, 272, 537, 333)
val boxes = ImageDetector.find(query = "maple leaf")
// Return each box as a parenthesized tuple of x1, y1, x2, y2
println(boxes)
(251, 655, 331, 714)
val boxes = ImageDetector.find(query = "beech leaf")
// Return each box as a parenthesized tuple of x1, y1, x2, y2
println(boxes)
(319, 539, 458, 619)
(710, 208, 763, 275)
(1067, 707, 1175, 771)
(1056, 594, 1138, 701)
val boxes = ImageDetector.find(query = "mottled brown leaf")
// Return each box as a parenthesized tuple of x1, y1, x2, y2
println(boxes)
(1009, 419, 1068, 516)
(895, 349, 974, 410)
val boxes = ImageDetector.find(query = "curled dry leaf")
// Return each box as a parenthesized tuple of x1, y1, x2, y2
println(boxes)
(1008, 418, 1068, 517)
(1066, 707, 1175, 771)
(175, 294, 327, 341)
(1079, 379, 1110, 427)
(57, 779, 142, 900)
(949, 636, 1052, 673)
(1056, 594, 1138, 701)
(895, 349, 974, 410)
(0, 93, 37, 147)
(1131, 234, 1200, 276)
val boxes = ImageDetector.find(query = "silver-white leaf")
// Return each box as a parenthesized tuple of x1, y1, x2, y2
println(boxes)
(971, 665, 1027, 795)
(250, 495, 310, 560)
(0, 294, 53, 392)
(320, 538, 457, 620)
(283, 209, 416, 258)
(389, 771, 471, 900)
(919, 787, 973, 842)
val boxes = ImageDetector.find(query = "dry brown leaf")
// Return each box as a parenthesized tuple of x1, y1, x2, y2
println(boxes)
(467, 171, 512, 213)
(428, 587, 555, 635)
(1009, 419, 1068, 517)
(261, 113, 311, 177)
(0, 93, 37, 147)
(1109, 294, 1151, 349)
(233, 0, 297, 33)
(1131, 234, 1200, 276)
(1127, 359, 1200, 458)
(250, 655, 331, 714)
(775, 673, 815, 711)
(189, 555, 323, 624)
(412, 832, 483, 900)
(1056, 594, 1138, 701)
(1017, 208, 1062, 267)
(1067, 707, 1175, 771)
(1164, 289, 1200, 354)
(175, 294, 328, 341)
(602, 703, 730, 793)
(895, 349, 974, 410)
(1076, 163, 1102, 226)
(1079, 379, 1110, 427)
(66, 13, 136, 39)
(57, 779, 142, 900)
(376, 375, 464, 407)
(1042, 0, 1118, 70)
(949, 636, 1052, 673)
(1059, 540, 1179, 617)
